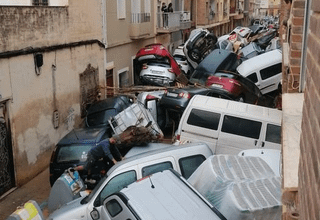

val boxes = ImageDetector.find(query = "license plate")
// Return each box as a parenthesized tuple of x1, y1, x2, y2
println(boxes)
(210, 84, 223, 88)
(151, 70, 164, 74)
(167, 92, 178, 97)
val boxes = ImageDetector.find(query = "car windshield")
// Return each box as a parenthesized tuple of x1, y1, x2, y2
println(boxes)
(56, 144, 94, 163)
(87, 108, 117, 127)
(189, 69, 213, 85)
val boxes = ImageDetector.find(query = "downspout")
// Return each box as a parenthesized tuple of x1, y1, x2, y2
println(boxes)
(101, 0, 108, 99)
(299, 0, 311, 92)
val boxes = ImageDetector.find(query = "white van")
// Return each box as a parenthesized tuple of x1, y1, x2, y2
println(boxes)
(236, 49, 282, 94)
(176, 95, 282, 155)
(49, 142, 213, 220)
(95, 170, 226, 220)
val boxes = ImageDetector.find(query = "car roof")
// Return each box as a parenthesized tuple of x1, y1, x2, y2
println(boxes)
(87, 96, 131, 115)
(195, 49, 237, 73)
(236, 49, 282, 77)
(121, 170, 221, 220)
(107, 142, 211, 176)
(57, 127, 107, 145)
(189, 95, 282, 124)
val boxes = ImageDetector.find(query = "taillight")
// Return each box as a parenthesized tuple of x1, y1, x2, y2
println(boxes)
(142, 64, 148, 69)
(176, 134, 180, 140)
(168, 68, 174, 73)
(179, 92, 190, 99)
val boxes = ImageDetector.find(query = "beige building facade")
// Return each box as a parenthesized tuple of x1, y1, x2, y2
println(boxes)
(0, 0, 191, 196)
(0, 0, 106, 194)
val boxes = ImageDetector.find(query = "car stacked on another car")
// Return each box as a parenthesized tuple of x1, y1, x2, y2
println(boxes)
(183, 28, 218, 69)
(50, 96, 133, 186)
(173, 45, 192, 77)
(134, 43, 181, 87)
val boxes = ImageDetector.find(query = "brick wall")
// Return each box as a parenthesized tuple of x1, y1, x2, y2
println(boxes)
(282, 0, 305, 93)
(299, 0, 320, 219)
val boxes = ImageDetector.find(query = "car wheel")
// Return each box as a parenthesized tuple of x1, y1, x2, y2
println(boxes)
(207, 33, 218, 47)
(189, 49, 201, 62)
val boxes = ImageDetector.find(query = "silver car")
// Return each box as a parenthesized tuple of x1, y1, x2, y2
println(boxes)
(48, 142, 214, 220)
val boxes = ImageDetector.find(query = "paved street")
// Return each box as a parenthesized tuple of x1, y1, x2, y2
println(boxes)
(0, 168, 50, 219)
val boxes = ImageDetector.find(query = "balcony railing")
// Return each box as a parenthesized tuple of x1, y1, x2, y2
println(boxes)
(131, 13, 151, 23)
(157, 11, 191, 32)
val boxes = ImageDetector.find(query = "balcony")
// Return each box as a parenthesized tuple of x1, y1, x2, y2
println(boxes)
(129, 13, 153, 40)
(157, 11, 191, 33)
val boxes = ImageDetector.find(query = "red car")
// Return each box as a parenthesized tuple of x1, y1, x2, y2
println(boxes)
(205, 72, 263, 104)
(134, 44, 181, 86)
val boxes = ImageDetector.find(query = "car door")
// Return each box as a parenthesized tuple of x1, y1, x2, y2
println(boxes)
(179, 108, 221, 153)
(217, 114, 263, 155)
(96, 169, 138, 208)
(257, 63, 282, 94)
(261, 123, 281, 150)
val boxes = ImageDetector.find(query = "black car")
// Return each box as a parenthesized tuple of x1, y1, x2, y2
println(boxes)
(49, 127, 116, 186)
(189, 49, 242, 85)
(85, 95, 133, 127)
(160, 85, 235, 114)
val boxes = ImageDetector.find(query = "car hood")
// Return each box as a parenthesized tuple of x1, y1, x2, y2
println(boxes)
(48, 197, 86, 220)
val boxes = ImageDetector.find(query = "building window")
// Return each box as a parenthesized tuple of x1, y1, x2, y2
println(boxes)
(117, 0, 126, 19)
(32, 0, 49, 6)
(118, 67, 129, 88)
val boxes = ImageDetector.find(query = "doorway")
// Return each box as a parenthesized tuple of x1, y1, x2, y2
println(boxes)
(0, 102, 15, 197)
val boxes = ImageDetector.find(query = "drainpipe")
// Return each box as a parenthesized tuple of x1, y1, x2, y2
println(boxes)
(101, 0, 108, 99)
(299, 0, 311, 92)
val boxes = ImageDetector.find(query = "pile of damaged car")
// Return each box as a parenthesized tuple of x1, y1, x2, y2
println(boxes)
(41, 17, 283, 220)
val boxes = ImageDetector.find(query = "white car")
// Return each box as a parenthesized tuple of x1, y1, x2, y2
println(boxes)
(48, 142, 214, 220)
(236, 49, 282, 94)
(139, 60, 175, 86)
(173, 45, 192, 77)
(183, 28, 217, 69)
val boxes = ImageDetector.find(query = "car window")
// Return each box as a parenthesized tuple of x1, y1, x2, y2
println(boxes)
(142, 162, 173, 177)
(99, 170, 137, 203)
(56, 144, 93, 163)
(260, 63, 282, 80)
(247, 73, 258, 83)
(106, 199, 123, 217)
(87, 108, 117, 127)
(187, 109, 221, 130)
(265, 124, 281, 144)
(179, 155, 206, 179)
(221, 115, 262, 139)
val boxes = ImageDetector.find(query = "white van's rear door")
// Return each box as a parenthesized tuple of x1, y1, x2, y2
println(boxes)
(179, 108, 221, 153)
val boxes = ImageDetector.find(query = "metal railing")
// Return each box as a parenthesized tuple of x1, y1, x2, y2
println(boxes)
(157, 11, 191, 30)
(131, 13, 151, 23)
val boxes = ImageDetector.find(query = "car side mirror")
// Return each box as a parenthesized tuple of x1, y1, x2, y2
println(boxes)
(90, 208, 100, 220)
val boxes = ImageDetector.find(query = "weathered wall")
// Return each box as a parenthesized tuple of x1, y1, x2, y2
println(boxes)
(0, 43, 105, 185)
(0, 0, 103, 53)
(0, 0, 106, 186)
(298, 1, 320, 219)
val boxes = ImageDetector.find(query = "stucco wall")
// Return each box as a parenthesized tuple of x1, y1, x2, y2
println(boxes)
(0, 0, 103, 53)
(0, 43, 105, 185)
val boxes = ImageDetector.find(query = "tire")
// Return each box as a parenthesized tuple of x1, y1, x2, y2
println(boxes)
(189, 49, 201, 62)
(237, 94, 245, 103)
